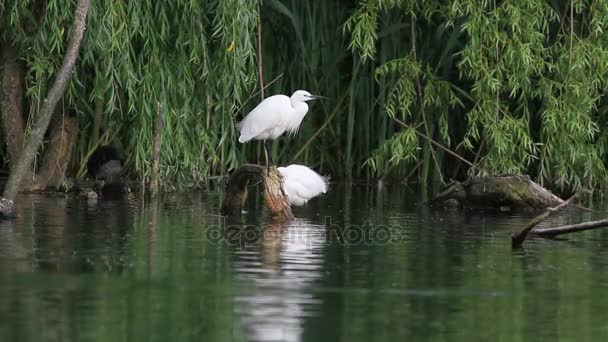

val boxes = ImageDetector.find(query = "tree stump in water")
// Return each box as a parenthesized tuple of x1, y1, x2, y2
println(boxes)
(221, 164, 263, 217)
(429, 175, 564, 209)
(221, 164, 294, 220)
(263, 167, 294, 219)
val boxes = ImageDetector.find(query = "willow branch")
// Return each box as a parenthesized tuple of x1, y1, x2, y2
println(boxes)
(392, 117, 474, 167)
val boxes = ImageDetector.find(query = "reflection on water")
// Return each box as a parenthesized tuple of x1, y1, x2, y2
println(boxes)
(232, 219, 325, 342)
(0, 186, 608, 341)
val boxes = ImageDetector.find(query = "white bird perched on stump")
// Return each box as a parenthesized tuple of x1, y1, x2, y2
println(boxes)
(236, 90, 326, 167)
(278, 164, 329, 206)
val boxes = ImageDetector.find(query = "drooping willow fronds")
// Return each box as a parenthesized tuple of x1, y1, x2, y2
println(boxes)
(2, 0, 608, 193)
(347, 0, 608, 192)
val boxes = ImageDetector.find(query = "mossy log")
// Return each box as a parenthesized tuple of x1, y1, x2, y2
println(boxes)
(221, 164, 294, 220)
(430, 175, 564, 209)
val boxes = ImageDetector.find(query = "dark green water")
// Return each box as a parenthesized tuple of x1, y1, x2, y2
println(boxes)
(1, 185, 608, 341)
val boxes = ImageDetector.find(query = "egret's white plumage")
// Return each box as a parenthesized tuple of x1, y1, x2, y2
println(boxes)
(278, 164, 328, 206)
(237, 90, 323, 144)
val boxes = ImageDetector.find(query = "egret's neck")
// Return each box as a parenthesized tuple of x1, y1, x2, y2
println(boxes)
(292, 102, 308, 117)
(291, 101, 309, 118)
(288, 100, 309, 130)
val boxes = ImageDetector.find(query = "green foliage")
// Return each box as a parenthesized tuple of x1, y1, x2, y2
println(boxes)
(2, 0, 608, 192)
(2, 0, 260, 187)
(347, 0, 608, 192)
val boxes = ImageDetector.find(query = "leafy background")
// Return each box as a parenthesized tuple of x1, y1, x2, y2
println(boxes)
(1, 0, 607, 193)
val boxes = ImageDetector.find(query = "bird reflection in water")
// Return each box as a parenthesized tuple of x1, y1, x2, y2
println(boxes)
(224, 217, 325, 342)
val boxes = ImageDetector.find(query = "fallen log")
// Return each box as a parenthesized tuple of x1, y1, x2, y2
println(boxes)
(532, 218, 608, 237)
(430, 175, 563, 210)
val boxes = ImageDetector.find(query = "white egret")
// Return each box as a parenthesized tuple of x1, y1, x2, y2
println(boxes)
(236, 90, 326, 167)
(278, 164, 328, 206)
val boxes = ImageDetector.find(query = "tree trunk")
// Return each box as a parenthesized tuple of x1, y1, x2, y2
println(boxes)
(0, 44, 25, 164)
(26, 116, 79, 191)
(1, 0, 90, 208)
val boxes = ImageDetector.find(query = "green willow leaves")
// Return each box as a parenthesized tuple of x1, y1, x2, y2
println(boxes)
(2, 0, 260, 187)
(348, 0, 608, 192)
(1, 0, 608, 192)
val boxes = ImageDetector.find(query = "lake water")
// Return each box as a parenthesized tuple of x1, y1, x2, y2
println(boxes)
(1, 185, 607, 341)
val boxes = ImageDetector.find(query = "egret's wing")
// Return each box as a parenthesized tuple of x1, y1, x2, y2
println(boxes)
(283, 165, 328, 193)
(279, 165, 329, 206)
(238, 95, 290, 143)
(298, 172, 328, 195)
(281, 179, 307, 206)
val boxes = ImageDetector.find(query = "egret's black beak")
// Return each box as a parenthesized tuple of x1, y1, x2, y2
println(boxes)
(309, 95, 328, 100)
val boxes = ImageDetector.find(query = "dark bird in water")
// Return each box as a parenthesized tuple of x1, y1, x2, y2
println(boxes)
(87, 145, 126, 194)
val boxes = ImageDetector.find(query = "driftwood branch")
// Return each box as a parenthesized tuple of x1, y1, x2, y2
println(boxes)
(511, 193, 578, 247)
(1, 0, 91, 205)
(532, 218, 608, 237)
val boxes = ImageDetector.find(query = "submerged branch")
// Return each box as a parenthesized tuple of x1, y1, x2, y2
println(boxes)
(511, 193, 578, 248)
(532, 218, 608, 237)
